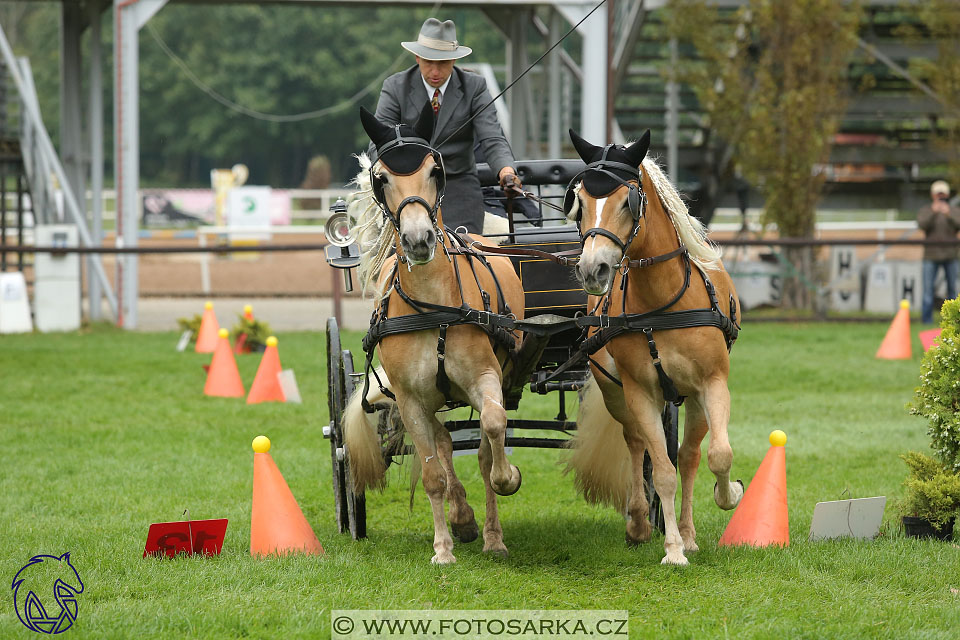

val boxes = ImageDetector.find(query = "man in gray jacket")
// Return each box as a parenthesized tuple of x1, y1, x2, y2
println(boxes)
(368, 18, 521, 233)
(918, 180, 960, 323)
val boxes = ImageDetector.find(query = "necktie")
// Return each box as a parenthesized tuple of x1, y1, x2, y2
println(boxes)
(431, 88, 441, 115)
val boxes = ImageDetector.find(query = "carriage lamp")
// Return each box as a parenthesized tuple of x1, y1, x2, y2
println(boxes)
(324, 198, 360, 292)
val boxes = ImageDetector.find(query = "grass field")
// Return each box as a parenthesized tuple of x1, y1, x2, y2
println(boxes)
(2, 321, 959, 639)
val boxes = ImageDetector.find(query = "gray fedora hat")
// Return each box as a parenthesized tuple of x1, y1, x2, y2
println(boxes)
(402, 18, 472, 61)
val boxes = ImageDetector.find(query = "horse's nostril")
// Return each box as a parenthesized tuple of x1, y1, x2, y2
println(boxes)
(425, 230, 436, 246)
(597, 263, 611, 283)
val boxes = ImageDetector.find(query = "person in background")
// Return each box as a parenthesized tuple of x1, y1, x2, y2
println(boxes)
(917, 180, 960, 323)
(368, 18, 521, 234)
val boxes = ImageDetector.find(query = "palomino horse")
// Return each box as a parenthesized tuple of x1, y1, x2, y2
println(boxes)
(341, 104, 524, 564)
(564, 129, 742, 565)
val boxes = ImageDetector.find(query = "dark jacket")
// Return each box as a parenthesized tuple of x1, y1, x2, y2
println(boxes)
(368, 65, 515, 178)
(917, 202, 960, 261)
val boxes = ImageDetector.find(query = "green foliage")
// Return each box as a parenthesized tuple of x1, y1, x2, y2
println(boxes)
(8, 5, 505, 187)
(176, 313, 203, 343)
(898, 451, 960, 528)
(230, 314, 273, 351)
(895, 1, 960, 187)
(909, 297, 960, 470)
(666, 0, 862, 308)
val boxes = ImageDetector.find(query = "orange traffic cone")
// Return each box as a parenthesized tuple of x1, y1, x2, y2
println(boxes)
(195, 301, 220, 353)
(247, 336, 286, 404)
(250, 435, 324, 557)
(243, 304, 254, 321)
(718, 430, 789, 548)
(204, 329, 245, 397)
(876, 300, 912, 360)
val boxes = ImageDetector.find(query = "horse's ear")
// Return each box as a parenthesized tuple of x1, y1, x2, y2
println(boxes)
(624, 129, 651, 167)
(414, 100, 435, 141)
(360, 106, 393, 147)
(569, 129, 601, 162)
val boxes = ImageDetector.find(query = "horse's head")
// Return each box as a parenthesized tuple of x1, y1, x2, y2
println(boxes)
(360, 103, 445, 265)
(565, 129, 650, 295)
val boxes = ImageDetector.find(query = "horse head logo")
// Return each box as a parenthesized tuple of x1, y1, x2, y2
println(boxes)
(11, 553, 84, 634)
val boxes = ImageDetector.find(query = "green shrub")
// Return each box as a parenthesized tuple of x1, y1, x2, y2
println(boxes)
(230, 314, 273, 352)
(899, 451, 960, 528)
(176, 314, 203, 344)
(908, 297, 960, 470)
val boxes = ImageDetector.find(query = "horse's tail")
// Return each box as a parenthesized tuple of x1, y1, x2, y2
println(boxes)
(342, 366, 393, 493)
(565, 374, 632, 511)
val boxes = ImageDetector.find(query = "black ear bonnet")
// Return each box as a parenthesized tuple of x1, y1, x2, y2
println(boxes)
(360, 103, 446, 227)
(564, 130, 650, 223)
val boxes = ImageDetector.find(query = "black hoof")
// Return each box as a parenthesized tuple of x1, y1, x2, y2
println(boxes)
(452, 520, 480, 543)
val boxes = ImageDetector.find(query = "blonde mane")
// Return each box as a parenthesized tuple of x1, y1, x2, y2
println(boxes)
(347, 153, 394, 297)
(642, 156, 722, 270)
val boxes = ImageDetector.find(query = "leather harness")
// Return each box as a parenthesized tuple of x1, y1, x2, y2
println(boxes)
(359, 140, 740, 411)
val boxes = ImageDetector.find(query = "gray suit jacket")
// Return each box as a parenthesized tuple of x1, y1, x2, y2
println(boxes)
(368, 65, 515, 178)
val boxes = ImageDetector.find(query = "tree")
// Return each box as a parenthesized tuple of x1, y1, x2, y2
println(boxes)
(667, 0, 862, 309)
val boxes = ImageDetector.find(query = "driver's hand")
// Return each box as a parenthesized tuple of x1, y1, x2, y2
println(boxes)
(500, 171, 522, 195)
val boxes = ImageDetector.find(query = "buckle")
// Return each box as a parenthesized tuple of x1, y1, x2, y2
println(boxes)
(599, 314, 610, 329)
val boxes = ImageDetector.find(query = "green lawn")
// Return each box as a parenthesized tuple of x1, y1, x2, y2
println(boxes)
(2, 321, 958, 639)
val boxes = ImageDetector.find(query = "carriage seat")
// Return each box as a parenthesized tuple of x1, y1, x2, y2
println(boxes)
(476, 159, 586, 188)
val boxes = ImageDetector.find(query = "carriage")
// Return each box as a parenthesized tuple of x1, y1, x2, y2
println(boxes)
(323, 158, 680, 541)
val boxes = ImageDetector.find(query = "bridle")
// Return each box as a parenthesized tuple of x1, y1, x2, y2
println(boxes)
(370, 124, 447, 237)
(564, 145, 647, 265)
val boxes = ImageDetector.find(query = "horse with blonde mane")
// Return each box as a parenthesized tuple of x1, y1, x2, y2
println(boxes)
(340, 104, 525, 564)
(564, 129, 742, 566)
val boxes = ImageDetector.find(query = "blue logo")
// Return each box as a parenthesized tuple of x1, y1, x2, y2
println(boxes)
(11, 553, 84, 634)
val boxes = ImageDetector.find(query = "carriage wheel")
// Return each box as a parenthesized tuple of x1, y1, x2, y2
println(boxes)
(645, 403, 680, 533)
(341, 349, 367, 540)
(326, 318, 349, 534)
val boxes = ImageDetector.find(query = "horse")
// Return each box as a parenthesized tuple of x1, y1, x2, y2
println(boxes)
(340, 103, 525, 564)
(563, 129, 742, 565)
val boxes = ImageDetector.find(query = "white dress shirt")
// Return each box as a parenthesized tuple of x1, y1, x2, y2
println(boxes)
(422, 76, 451, 106)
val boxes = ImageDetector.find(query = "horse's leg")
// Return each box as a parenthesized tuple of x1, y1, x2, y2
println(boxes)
(399, 400, 456, 564)
(477, 430, 508, 556)
(434, 424, 479, 543)
(624, 390, 687, 566)
(702, 377, 744, 510)
(676, 402, 709, 552)
(622, 432, 652, 545)
(470, 371, 521, 496)
(592, 370, 652, 545)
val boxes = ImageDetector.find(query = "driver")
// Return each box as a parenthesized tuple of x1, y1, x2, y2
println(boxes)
(368, 18, 521, 234)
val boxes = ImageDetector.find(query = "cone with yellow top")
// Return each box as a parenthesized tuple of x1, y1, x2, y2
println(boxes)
(876, 299, 912, 360)
(718, 430, 789, 548)
(243, 304, 254, 321)
(204, 329, 246, 397)
(250, 436, 325, 557)
(195, 301, 220, 353)
(247, 336, 286, 404)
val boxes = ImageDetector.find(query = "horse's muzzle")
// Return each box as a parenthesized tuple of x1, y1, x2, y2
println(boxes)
(400, 228, 437, 264)
(577, 260, 613, 296)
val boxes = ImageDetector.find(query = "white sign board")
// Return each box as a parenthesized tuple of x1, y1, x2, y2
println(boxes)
(894, 261, 923, 311)
(829, 245, 860, 312)
(864, 263, 895, 313)
(728, 261, 781, 310)
(228, 186, 272, 240)
(0, 272, 33, 333)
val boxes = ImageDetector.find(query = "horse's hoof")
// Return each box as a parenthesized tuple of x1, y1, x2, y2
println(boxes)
(660, 553, 689, 566)
(683, 539, 699, 553)
(494, 465, 522, 496)
(714, 479, 745, 510)
(483, 545, 509, 558)
(431, 553, 457, 565)
(451, 520, 480, 543)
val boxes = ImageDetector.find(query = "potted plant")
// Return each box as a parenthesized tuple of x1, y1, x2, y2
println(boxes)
(902, 297, 960, 538)
(176, 314, 203, 345)
(230, 314, 273, 353)
(898, 451, 960, 539)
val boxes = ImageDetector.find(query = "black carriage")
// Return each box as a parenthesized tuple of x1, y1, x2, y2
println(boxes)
(324, 159, 678, 540)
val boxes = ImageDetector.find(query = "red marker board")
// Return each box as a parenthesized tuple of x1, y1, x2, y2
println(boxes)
(143, 519, 228, 558)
